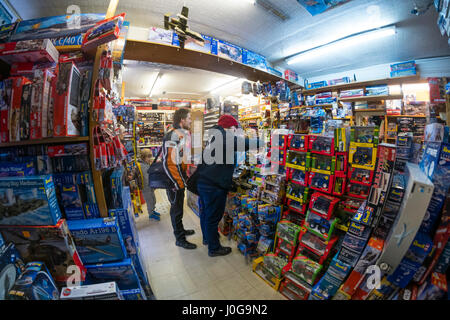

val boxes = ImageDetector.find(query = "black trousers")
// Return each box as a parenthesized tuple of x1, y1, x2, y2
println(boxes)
(166, 188, 186, 242)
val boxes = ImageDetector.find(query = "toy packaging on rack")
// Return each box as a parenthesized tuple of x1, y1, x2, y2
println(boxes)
(82, 13, 125, 51)
(290, 255, 323, 285)
(60, 282, 123, 300)
(0, 219, 86, 285)
(308, 192, 339, 220)
(0, 243, 26, 300)
(304, 210, 338, 241)
(30, 68, 55, 140)
(0, 39, 59, 64)
(8, 261, 59, 300)
(308, 135, 335, 156)
(309, 171, 334, 194)
(276, 220, 302, 244)
(285, 183, 309, 204)
(0, 175, 62, 226)
(68, 217, 127, 264)
(298, 229, 338, 264)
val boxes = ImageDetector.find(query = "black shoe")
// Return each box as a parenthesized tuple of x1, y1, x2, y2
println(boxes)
(184, 229, 195, 236)
(203, 240, 208, 245)
(208, 246, 232, 257)
(176, 240, 197, 250)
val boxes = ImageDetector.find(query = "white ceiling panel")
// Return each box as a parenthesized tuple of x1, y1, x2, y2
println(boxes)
(11, 0, 450, 79)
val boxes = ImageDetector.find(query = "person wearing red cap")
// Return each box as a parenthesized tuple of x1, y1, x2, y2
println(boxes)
(195, 114, 260, 257)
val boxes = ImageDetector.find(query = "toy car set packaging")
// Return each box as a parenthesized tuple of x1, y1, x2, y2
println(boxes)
(308, 135, 335, 156)
(298, 229, 338, 263)
(291, 255, 323, 285)
(275, 238, 297, 259)
(0, 175, 62, 226)
(308, 192, 339, 219)
(285, 183, 309, 204)
(285, 151, 309, 170)
(276, 220, 302, 244)
(349, 145, 377, 170)
(60, 281, 123, 300)
(0, 219, 86, 284)
(282, 270, 313, 300)
(0, 243, 26, 300)
(287, 167, 309, 186)
(350, 126, 379, 145)
(310, 153, 335, 174)
(289, 134, 308, 152)
(348, 166, 374, 185)
(0, 39, 59, 64)
(68, 217, 127, 265)
(304, 211, 338, 241)
(262, 254, 288, 278)
(8, 261, 59, 300)
(309, 171, 334, 194)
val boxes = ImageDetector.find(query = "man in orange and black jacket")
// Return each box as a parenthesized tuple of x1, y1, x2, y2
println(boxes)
(162, 108, 197, 249)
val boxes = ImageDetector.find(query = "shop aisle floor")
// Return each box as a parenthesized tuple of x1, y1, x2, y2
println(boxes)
(135, 189, 287, 300)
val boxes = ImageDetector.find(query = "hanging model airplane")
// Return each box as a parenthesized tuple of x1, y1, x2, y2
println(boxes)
(164, 6, 204, 49)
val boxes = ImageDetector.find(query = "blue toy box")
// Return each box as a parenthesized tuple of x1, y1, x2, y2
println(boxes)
(217, 40, 243, 63)
(0, 161, 35, 177)
(0, 175, 62, 226)
(8, 261, 59, 300)
(306, 80, 328, 90)
(68, 217, 127, 264)
(85, 258, 141, 291)
(109, 208, 140, 256)
(243, 49, 267, 71)
(387, 232, 433, 288)
(390, 67, 417, 78)
(120, 287, 147, 300)
(0, 243, 25, 300)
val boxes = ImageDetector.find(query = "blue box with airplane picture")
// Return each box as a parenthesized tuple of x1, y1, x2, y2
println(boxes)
(68, 217, 127, 265)
(84, 258, 141, 291)
(0, 175, 62, 226)
(218, 40, 243, 63)
(243, 49, 268, 71)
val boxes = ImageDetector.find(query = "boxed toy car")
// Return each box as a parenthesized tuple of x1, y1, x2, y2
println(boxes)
(310, 154, 335, 174)
(285, 183, 309, 204)
(346, 182, 371, 199)
(291, 255, 322, 285)
(309, 171, 334, 194)
(285, 151, 309, 170)
(85, 258, 141, 291)
(286, 198, 308, 215)
(53, 61, 81, 137)
(298, 232, 338, 264)
(60, 282, 123, 300)
(349, 145, 377, 170)
(0, 243, 26, 300)
(348, 166, 374, 185)
(304, 210, 338, 241)
(308, 135, 335, 156)
(275, 238, 297, 258)
(8, 261, 59, 300)
(279, 279, 310, 300)
(275, 220, 302, 245)
(283, 271, 313, 299)
(68, 217, 127, 264)
(262, 254, 288, 278)
(0, 219, 86, 284)
(30, 68, 54, 140)
(287, 168, 309, 186)
(0, 39, 59, 64)
(0, 175, 62, 226)
(350, 126, 379, 145)
(289, 134, 308, 152)
(308, 192, 339, 219)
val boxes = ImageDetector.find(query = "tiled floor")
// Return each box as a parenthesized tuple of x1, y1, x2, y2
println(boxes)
(135, 189, 287, 300)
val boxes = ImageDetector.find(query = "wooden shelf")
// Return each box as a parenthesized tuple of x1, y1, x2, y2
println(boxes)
(124, 40, 302, 88)
(340, 94, 403, 102)
(353, 109, 386, 112)
(0, 136, 89, 148)
(302, 75, 426, 94)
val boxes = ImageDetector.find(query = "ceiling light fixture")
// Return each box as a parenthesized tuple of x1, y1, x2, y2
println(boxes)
(285, 25, 397, 65)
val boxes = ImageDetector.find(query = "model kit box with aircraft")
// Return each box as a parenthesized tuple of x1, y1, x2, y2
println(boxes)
(0, 219, 86, 285)
(68, 217, 127, 265)
(60, 281, 123, 300)
(0, 175, 62, 226)
(84, 258, 141, 291)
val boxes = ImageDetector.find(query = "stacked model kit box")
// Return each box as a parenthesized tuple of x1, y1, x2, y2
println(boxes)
(218, 40, 242, 63)
(0, 243, 26, 300)
(0, 161, 35, 177)
(9, 76, 31, 142)
(53, 61, 81, 137)
(0, 80, 11, 143)
(60, 282, 123, 300)
(130, 247, 153, 298)
(0, 175, 61, 226)
(19, 82, 31, 140)
(337, 221, 372, 267)
(120, 288, 147, 300)
(109, 208, 139, 256)
(68, 217, 127, 265)
(8, 261, 59, 300)
(85, 258, 141, 291)
(0, 219, 86, 284)
(0, 39, 59, 64)
(30, 68, 54, 140)
(387, 232, 433, 288)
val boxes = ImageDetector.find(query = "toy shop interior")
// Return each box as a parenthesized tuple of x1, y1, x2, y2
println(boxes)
(0, 0, 449, 303)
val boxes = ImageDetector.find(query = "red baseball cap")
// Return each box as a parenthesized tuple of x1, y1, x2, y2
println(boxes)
(218, 115, 239, 129)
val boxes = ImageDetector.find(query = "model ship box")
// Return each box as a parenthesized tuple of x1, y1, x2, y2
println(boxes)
(0, 175, 61, 226)
(68, 217, 127, 265)
(0, 39, 59, 64)
(0, 219, 86, 285)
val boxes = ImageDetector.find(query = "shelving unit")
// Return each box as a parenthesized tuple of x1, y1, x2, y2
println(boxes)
(0, 136, 89, 148)
(339, 94, 404, 102)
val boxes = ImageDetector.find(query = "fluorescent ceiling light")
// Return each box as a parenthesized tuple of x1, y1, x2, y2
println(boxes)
(286, 26, 396, 65)
(209, 78, 247, 94)
(149, 72, 162, 97)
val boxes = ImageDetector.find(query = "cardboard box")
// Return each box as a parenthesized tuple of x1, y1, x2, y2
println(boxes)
(30, 68, 54, 140)
(0, 219, 86, 284)
(0, 175, 62, 226)
(8, 261, 59, 300)
(218, 40, 242, 63)
(0, 39, 59, 64)
(53, 61, 81, 137)
(0, 80, 11, 143)
(0, 161, 35, 177)
(68, 217, 127, 264)
(9, 76, 31, 142)
(85, 258, 141, 291)
(19, 82, 32, 140)
(60, 282, 123, 300)
(120, 288, 147, 300)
